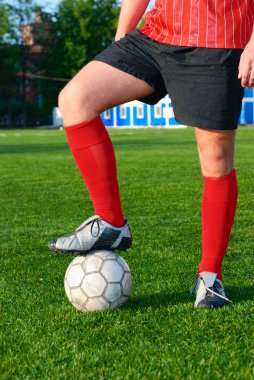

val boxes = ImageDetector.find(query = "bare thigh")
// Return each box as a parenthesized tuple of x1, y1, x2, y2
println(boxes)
(195, 128, 236, 177)
(58, 61, 156, 126)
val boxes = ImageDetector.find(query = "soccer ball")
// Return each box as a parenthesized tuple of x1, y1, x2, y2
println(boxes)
(64, 250, 132, 312)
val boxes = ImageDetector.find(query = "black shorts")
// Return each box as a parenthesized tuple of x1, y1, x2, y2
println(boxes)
(94, 30, 244, 130)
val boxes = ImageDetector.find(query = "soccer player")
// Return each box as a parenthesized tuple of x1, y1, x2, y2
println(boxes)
(48, 0, 254, 308)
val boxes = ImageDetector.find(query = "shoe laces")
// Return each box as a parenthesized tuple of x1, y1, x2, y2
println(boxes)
(75, 216, 102, 236)
(200, 277, 232, 303)
(190, 277, 232, 303)
(90, 218, 101, 237)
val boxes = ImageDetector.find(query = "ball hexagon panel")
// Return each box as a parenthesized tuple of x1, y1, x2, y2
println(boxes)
(72, 255, 87, 265)
(121, 272, 132, 296)
(104, 283, 122, 303)
(85, 297, 110, 311)
(101, 260, 124, 282)
(117, 255, 130, 271)
(66, 264, 84, 288)
(93, 250, 117, 260)
(111, 295, 128, 309)
(84, 255, 103, 273)
(71, 287, 87, 306)
(72, 301, 85, 311)
(81, 273, 107, 297)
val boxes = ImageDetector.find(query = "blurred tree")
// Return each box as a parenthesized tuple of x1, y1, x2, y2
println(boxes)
(0, 44, 19, 127)
(0, 1, 49, 127)
(0, 0, 38, 127)
(0, 0, 121, 127)
(0, 1, 11, 40)
(47, 0, 120, 78)
(40, 0, 120, 118)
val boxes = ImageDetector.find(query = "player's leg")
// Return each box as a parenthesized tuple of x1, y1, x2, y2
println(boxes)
(161, 45, 243, 307)
(58, 61, 155, 125)
(195, 128, 236, 177)
(48, 61, 156, 254)
(59, 61, 155, 224)
(191, 128, 238, 307)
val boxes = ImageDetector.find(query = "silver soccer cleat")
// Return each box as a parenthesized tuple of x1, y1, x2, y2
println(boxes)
(48, 215, 132, 254)
(190, 272, 232, 308)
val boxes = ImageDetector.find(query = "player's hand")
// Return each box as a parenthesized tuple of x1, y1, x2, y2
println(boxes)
(238, 40, 254, 88)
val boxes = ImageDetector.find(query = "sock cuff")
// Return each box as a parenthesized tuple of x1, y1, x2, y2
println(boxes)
(65, 116, 108, 151)
(65, 116, 103, 133)
(202, 168, 238, 203)
(202, 169, 236, 184)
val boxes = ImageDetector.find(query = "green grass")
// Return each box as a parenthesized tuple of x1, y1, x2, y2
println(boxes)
(0, 127, 254, 379)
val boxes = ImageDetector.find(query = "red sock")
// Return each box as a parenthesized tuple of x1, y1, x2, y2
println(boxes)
(65, 116, 125, 227)
(198, 169, 238, 279)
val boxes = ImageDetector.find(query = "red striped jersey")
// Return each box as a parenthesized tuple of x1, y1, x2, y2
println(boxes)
(139, 0, 254, 48)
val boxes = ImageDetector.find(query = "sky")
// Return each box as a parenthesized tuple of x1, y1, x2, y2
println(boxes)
(4, 0, 155, 14)
(37, 0, 61, 12)
(37, 0, 155, 12)
(6, 0, 61, 12)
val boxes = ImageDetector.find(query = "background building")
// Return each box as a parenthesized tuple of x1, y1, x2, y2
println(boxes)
(53, 89, 254, 128)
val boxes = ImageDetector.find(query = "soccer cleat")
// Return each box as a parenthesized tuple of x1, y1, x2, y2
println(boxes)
(48, 215, 132, 254)
(190, 272, 232, 308)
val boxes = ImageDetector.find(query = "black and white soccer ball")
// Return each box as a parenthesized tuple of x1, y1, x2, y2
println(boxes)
(64, 250, 132, 312)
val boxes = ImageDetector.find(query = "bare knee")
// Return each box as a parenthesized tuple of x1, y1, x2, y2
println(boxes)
(58, 85, 79, 112)
(196, 128, 236, 177)
(199, 148, 232, 177)
(58, 84, 94, 125)
(58, 67, 99, 126)
(58, 86, 67, 115)
(58, 83, 80, 117)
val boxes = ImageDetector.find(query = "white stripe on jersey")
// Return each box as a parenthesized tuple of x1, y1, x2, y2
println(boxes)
(139, 0, 254, 48)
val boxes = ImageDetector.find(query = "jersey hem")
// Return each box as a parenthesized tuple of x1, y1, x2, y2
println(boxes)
(138, 28, 246, 49)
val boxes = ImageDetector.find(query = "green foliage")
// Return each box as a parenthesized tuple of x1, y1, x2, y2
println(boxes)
(0, 43, 20, 126)
(0, 0, 121, 125)
(47, 0, 120, 78)
(1, 128, 254, 379)
(0, 1, 44, 127)
(0, 1, 11, 40)
(1, 0, 35, 43)
(0, 44, 19, 93)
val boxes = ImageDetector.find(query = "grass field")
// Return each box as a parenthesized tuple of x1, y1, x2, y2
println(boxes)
(1, 127, 254, 379)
